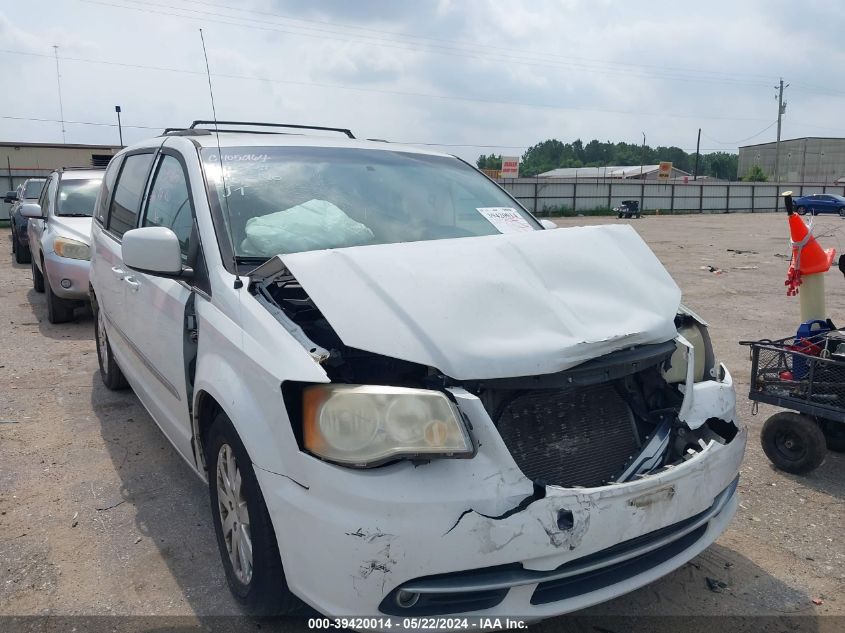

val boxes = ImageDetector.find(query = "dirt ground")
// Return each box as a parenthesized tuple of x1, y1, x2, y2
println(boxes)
(1, 214, 843, 632)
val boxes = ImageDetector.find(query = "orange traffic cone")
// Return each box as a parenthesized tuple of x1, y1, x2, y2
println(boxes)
(788, 214, 835, 275)
(785, 214, 836, 296)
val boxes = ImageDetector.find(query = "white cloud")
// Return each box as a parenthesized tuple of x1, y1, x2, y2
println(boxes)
(0, 0, 843, 160)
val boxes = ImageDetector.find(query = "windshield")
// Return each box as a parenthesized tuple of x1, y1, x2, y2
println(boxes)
(23, 180, 45, 199)
(57, 178, 102, 217)
(200, 146, 538, 259)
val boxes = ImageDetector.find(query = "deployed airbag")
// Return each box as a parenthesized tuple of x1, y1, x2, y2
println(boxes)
(273, 224, 682, 380)
(242, 199, 373, 255)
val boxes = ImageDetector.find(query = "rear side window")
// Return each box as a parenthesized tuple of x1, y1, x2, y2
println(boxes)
(95, 155, 123, 226)
(108, 153, 154, 238)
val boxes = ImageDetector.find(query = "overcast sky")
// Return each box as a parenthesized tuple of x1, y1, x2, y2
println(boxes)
(1, 0, 844, 161)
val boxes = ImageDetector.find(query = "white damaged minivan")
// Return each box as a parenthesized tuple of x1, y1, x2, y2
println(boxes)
(88, 122, 745, 621)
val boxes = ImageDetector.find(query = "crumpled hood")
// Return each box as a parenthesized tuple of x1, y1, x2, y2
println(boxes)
(279, 224, 681, 380)
(49, 216, 93, 247)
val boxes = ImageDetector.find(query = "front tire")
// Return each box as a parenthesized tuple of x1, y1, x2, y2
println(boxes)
(761, 412, 826, 474)
(31, 258, 44, 292)
(797, 206, 806, 216)
(838, 207, 845, 218)
(45, 277, 76, 324)
(14, 236, 31, 264)
(94, 300, 129, 390)
(206, 413, 300, 616)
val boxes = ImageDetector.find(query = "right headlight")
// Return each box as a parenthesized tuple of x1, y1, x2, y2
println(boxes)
(302, 384, 473, 467)
(663, 308, 715, 383)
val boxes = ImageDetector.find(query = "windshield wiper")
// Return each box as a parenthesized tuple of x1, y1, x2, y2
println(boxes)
(235, 256, 269, 264)
(57, 213, 93, 217)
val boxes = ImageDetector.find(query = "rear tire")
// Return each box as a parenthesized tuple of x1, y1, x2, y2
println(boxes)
(761, 412, 826, 474)
(206, 412, 301, 616)
(45, 278, 76, 324)
(31, 258, 44, 292)
(94, 299, 129, 390)
(838, 207, 845, 218)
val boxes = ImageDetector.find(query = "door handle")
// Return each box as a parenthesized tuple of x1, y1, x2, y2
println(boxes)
(124, 276, 140, 292)
(111, 266, 125, 278)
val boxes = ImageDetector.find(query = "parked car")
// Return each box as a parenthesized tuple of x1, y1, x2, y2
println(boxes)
(22, 167, 104, 323)
(5, 178, 46, 263)
(89, 121, 745, 621)
(793, 193, 845, 216)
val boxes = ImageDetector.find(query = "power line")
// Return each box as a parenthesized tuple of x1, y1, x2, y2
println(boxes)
(0, 48, 776, 124)
(0, 114, 162, 130)
(702, 120, 778, 145)
(0, 114, 738, 153)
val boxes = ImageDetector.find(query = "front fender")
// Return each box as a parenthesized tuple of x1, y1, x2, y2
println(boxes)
(192, 292, 328, 485)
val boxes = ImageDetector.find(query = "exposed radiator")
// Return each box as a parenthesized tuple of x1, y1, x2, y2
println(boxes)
(494, 383, 640, 487)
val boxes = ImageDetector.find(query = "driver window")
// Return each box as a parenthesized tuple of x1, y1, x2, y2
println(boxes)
(143, 155, 193, 259)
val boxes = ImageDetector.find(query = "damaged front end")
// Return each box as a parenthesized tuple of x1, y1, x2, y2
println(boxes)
(247, 245, 745, 619)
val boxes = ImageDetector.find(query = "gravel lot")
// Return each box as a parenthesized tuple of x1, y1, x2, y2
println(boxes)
(1, 213, 843, 631)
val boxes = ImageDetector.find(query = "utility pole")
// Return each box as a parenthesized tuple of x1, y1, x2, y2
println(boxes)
(115, 105, 123, 147)
(639, 131, 646, 179)
(53, 45, 66, 143)
(774, 77, 789, 184)
(693, 128, 701, 180)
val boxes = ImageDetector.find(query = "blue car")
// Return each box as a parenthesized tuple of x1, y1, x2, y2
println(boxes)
(793, 193, 845, 216)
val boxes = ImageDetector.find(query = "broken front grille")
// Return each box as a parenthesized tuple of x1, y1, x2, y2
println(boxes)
(494, 384, 640, 487)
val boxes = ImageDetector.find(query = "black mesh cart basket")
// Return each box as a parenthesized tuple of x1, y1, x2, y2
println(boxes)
(741, 333, 845, 474)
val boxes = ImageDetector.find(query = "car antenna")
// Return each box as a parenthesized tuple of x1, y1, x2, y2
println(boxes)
(199, 28, 243, 289)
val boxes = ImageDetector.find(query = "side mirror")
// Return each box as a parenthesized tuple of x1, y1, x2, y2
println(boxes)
(20, 203, 44, 218)
(4, 191, 18, 203)
(539, 219, 557, 230)
(122, 227, 192, 279)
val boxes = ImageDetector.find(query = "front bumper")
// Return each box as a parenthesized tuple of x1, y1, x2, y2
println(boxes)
(256, 372, 745, 619)
(43, 250, 91, 300)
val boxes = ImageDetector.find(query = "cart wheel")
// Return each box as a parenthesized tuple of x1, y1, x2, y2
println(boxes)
(761, 412, 826, 474)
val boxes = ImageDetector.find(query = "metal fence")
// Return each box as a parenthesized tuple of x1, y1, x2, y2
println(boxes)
(498, 178, 845, 215)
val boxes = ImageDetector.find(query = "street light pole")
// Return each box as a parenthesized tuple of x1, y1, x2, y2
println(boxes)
(115, 105, 123, 147)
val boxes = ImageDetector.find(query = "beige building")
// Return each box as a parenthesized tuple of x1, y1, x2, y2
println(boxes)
(2, 141, 121, 192)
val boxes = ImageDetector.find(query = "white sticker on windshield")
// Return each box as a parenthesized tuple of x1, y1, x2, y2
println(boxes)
(477, 207, 534, 233)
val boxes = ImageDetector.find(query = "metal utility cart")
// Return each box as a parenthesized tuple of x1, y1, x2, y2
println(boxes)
(742, 332, 845, 474)
(615, 200, 641, 219)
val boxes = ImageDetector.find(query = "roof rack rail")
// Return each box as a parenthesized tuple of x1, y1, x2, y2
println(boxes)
(188, 120, 355, 139)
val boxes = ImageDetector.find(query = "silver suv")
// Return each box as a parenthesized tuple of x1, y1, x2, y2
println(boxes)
(22, 167, 104, 323)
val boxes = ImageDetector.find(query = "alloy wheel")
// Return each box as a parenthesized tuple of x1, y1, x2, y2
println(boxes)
(216, 443, 253, 584)
(97, 310, 109, 371)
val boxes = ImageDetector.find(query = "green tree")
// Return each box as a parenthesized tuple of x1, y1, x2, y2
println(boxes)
(475, 154, 503, 170)
(742, 164, 768, 182)
(516, 137, 741, 179)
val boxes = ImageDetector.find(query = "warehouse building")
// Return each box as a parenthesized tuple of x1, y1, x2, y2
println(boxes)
(2, 141, 121, 191)
(738, 137, 845, 183)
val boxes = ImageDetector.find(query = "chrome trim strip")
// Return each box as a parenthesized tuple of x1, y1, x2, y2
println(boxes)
(103, 310, 181, 401)
(403, 477, 738, 594)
